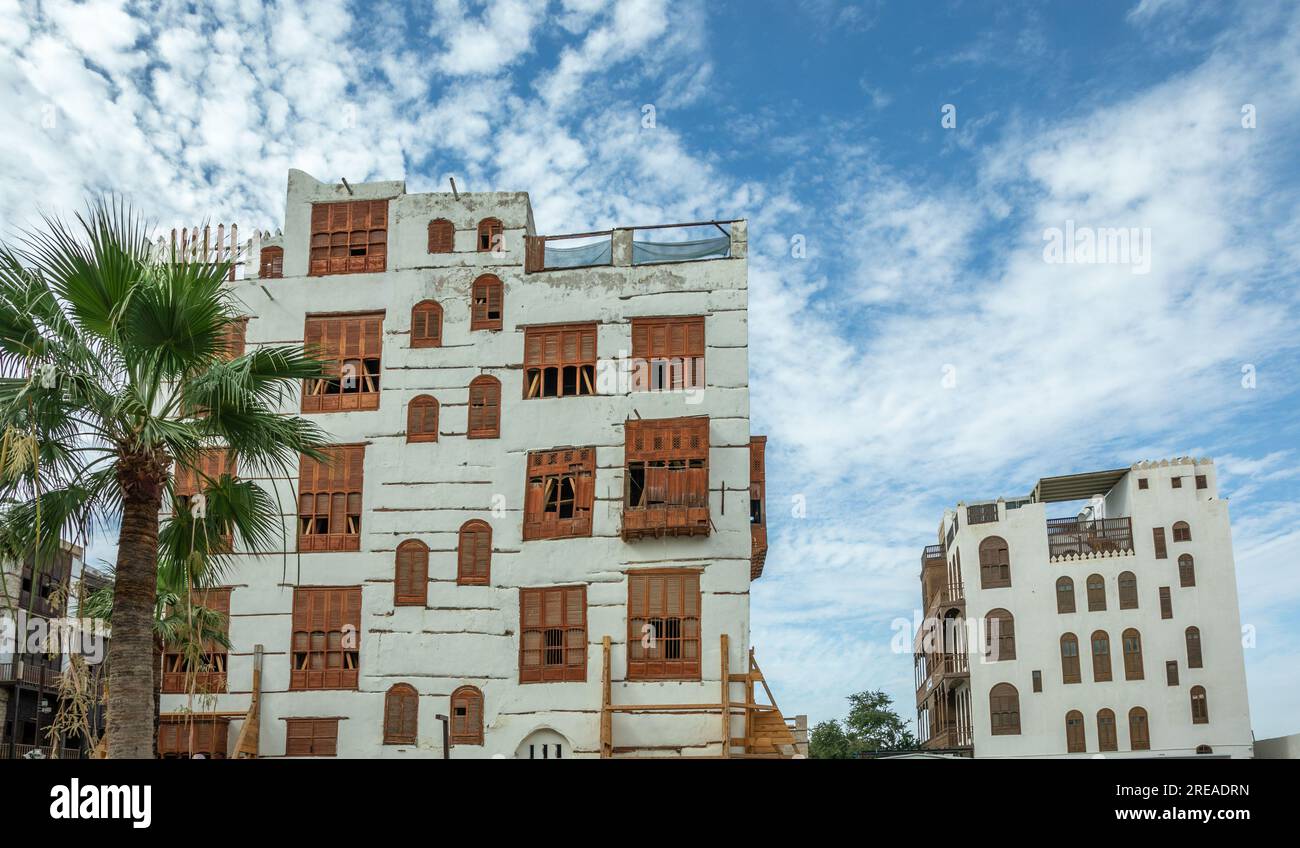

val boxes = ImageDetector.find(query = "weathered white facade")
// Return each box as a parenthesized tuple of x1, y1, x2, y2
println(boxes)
(159, 170, 771, 758)
(915, 458, 1253, 758)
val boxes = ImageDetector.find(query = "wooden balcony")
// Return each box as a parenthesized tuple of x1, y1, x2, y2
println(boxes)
(0, 662, 62, 688)
(622, 506, 710, 540)
(1046, 516, 1134, 557)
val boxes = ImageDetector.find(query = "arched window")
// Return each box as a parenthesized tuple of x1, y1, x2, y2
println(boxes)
(1128, 707, 1150, 750)
(984, 609, 1015, 661)
(1172, 520, 1191, 542)
(1086, 573, 1106, 611)
(477, 217, 503, 252)
(1195, 744, 1213, 755)
(1178, 554, 1196, 587)
(1056, 576, 1075, 614)
(407, 395, 439, 442)
(1060, 633, 1081, 684)
(259, 245, 284, 279)
(395, 540, 429, 606)
(411, 300, 443, 348)
(1097, 708, 1118, 752)
(1122, 628, 1144, 680)
(1091, 630, 1112, 682)
(457, 520, 492, 585)
(471, 274, 503, 330)
(450, 685, 484, 745)
(467, 375, 501, 439)
(1118, 571, 1138, 609)
(1185, 626, 1202, 668)
(1065, 710, 1086, 753)
(1190, 685, 1209, 724)
(978, 536, 1010, 588)
(383, 683, 418, 745)
(989, 683, 1020, 736)
(427, 218, 454, 253)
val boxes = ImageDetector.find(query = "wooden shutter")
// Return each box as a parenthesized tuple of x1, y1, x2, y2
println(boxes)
(219, 318, 248, 360)
(477, 218, 502, 252)
(471, 275, 503, 330)
(290, 587, 361, 690)
(519, 585, 586, 683)
(1122, 628, 1144, 680)
(467, 376, 501, 438)
(1118, 571, 1138, 609)
(1060, 633, 1081, 683)
(302, 313, 383, 413)
(978, 537, 1011, 589)
(258, 246, 283, 279)
(522, 323, 596, 397)
(630, 315, 705, 390)
(457, 521, 491, 585)
(383, 684, 418, 744)
(1166, 660, 1179, 686)
(1056, 577, 1075, 613)
(1152, 527, 1168, 559)
(407, 395, 439, 443)
(449, 686, 484, 745)
(395, 541, 429, 606)
(411, 301, 442, 348)
(627, 570, 702, 680)
(1185, 626, 1202, 668)
(1178, 554, 1196, 587)
(427, 219, 454, 254)
(174, 448, 234, 500)
(1190, 686, 1209, 724)
(1087, 574, 1106, 611)
(297, 445, 364, 552)
(1159, 586, 1173, 619)
(309, 200, 388, 276)
(1172, 521, 1191, 542)
(1097, 709, 1118, 752)
(1128, 708, 1150, 750)
(989, 683, 1020, 735)
(286, 718, 338, 756)
(522, 448, 596, 541)
(1065, 711, 1086, 753)
(1091, 630, 1111, 682)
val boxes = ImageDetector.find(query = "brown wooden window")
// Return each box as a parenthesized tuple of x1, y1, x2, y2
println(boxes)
(407, 395, 439, 443)
(258, 245, 284, 279)
(158, 716, 230, 759)
(477, 217, 503, 252)
(1138, 477, 1149, 490)
(297, 445, 364, 552)
(1032, 670, 1042, 692)
(411, 300, 443, 348)
(630, 316, 705, 391)
(470, 274, 504, 330)
(1122, 627, 1144, 680)
(984, 608, 1015, 661)
(1086, 573, 1107, 611)
(1195, 474, 1207, 490)
(524, 323, 595, 398)
(1060, 633, 1081, 684)
(1097, 709, 1118, 752)
(1159, 586, 1173, 619)
(978, 536, 1010, 589)
(1152, 527, 1167, 559)
(1128, 707, 1150, 750)
(1171, 475, 1182, 488)
(1056, 576, 1075, 613)
(383, 683, 418, 744)
(623, 416, 710, 540)
(1178, 554, 1196, 587)
(285, 718, 339, 757)
(450, 686, 483, 745)
(467, 375, 501, 438)
(1196, 744, 1213, 754)
(309, 200, 387, 275)
(290, 587, 361, 690)
(519, 586, 586, 683)
(628, 570, 701, 680)
(1172, 521, 1191, 542)
(395, 540, 429, 606)
(457, 520, 491, 585)
(1166, 660, 1179, 686)
(160, 587, 231, 694)
(1185, 626, 1202, 668)
(174, 449, 235, 515)
(989, 683, 1020, 736)
(1190, 685, 1209, 724)
(523, 448, 595, 541)
(427, 218, 454, 254)
(1118, 571, 1138, 610)
(1091, 630, 1111, 682)
(1065, 710, 1086, 753)
(302, 313, 383, 413)
(220, 318, 248, 360)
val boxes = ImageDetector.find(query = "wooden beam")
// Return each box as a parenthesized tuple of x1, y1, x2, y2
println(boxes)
(720, 633, 730, 759)
(601, 636, 612, 759)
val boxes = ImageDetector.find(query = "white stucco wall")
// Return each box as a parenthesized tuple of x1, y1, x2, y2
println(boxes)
(947, 458, 1252, 758)
(159, 170, 755, 758)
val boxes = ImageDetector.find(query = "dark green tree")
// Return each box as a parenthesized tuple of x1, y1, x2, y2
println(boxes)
(809, 689, 918, 758)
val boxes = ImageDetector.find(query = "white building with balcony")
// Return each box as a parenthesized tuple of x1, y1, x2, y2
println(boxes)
(915, 457, 1252, 758)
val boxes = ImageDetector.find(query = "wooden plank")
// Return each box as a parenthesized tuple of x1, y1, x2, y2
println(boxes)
(720, 633, 730, 759)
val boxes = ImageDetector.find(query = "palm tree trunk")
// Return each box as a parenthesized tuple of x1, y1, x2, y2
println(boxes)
(107, 459, 164, 759)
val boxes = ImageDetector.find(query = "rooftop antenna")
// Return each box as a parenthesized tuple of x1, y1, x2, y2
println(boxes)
(341, 177, 354, 196)
(449, 177, 459, 200)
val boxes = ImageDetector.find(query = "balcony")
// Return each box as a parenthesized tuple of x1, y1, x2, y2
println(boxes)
(0, 661, 63, 688)
(966, 503, 999, 524)
(0, 743, 88, 760)
(1046, 516, 1134, 557)
(525, 220, 741, 273)
(622, 505, 711, 540)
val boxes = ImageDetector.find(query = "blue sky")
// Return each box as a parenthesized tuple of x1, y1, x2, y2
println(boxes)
(1, 0, 1298, 738)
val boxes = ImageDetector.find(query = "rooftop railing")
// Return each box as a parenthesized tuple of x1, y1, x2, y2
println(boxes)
(525, 220, 740, 273)
(1046, 516, 1135, 557)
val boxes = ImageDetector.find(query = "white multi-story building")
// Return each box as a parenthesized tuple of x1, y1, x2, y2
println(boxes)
(914, 458, 1252, 758)
(156, 169, 799, 759)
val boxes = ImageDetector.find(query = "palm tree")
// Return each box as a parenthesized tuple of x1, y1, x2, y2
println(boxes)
(0, 199, 324, 757)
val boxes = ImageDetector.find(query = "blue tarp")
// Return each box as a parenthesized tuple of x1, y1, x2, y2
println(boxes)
(543, 238, 612, 269)
(632, 234, 731, 265)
